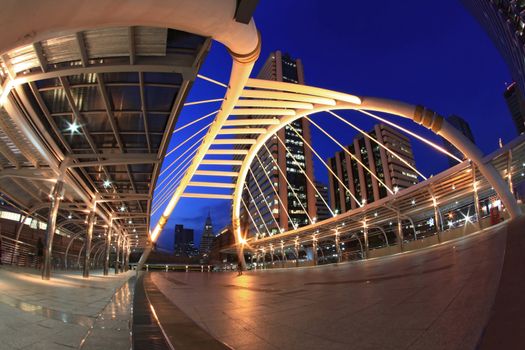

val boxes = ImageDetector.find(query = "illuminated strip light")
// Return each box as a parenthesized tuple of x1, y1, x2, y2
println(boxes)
(254, 153, 296, 229)
(262, 143, 313, 223)
(173, 110, 219, 134)
(183, 98, 224, 106)
(165, 122, 211, 158)
(244, 183, 272, 237)
(241, 198, 263, 238)
(287, 122, 363, 207)
(196, 74, 228, 88)
(306, 116, 395, 195)
(248, 167, 284, 234)
(160, 135, 204, 178)
(275, 134, 336, 217)
(327, 110, 428, 180)
(357, 109, 463, 163)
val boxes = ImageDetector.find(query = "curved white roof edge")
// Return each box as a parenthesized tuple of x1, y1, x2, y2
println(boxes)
(0, 0, 259, 56)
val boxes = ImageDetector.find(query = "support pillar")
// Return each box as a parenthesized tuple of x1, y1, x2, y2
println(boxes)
(397, 213, 404, 251)
(294, 243, 299, 267)
(280, 241, 285, 268)
(472, 164, 482, 230)
(335, 233, 342, 263)
(269, 245, 274, 266)
(82, 205, 96, 278)
(363, 224, 369, 259)
(312, 237, 318, 266)
(114, 235, 120, 274)
(432, 196, 442, 243)
(42, 180, 63, 280)
(103, 221, 112, 276)
(120, 239, 126, 272)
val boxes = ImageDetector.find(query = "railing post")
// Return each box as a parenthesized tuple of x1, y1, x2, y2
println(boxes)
(42, 180, 63, 280)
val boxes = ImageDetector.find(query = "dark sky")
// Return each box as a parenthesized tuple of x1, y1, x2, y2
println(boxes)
(153, 0, 514, 251)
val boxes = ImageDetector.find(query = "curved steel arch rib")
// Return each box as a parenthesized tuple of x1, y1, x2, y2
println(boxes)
(231, 84, 521, 266)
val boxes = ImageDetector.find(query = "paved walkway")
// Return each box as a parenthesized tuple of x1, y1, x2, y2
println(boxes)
(0, 267, 134, 350)
(150, 222, 509, 350)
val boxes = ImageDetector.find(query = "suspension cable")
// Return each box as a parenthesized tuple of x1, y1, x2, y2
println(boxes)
(173, 110, 218, 134)
(262, 143, 313, 224)
(152, 166, 188, 213)
(155, 147, 200, 201)
(356, 109, 462, 163)
(244, 183, 273, 237)
(275, 134, 335, 218)
(254, 153, 296, 229)
(160, 133, 205, 177)
(183, 98, 224, 107)
(306, 116, 394, 195)
(327, 110, 428, 180)
(152, 168, 188, 215)
(165, 122, 211, 158)
(287, 122, 362, 207)
(196, 74, 228, 88)
(248, 167, 285, 234)
(242, 196, 263, 239)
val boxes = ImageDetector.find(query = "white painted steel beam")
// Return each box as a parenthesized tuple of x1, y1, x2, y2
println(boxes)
(181, 193, 233, 200)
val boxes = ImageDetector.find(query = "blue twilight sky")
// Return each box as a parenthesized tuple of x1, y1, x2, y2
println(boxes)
(152, 0, 515, 251)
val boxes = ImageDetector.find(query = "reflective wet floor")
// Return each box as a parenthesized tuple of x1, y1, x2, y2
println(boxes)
(149, 222, 508, 350)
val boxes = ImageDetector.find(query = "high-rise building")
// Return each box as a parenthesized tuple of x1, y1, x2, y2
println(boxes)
(460, 0, 525, 94)
(243, 51, 317, 237)
(442, 115, 476, 166)
(199, 211, 215, 254)
(327, 123, 417, 214)
(314, 181, 331, 221)
(174, 224, 194, 256)
(504, 82, 525, 135)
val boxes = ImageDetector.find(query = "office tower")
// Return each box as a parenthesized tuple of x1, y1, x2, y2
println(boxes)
(327, 123, 417, 214)
(174, 224, 194, 256)
(441, 115, 476, 166)
(314, 181, 331, 221)
(460, 1, 525, 94)
(504, 82, 525, 135)
(243, 51, 317, 237)
(199, 211, 215, 253)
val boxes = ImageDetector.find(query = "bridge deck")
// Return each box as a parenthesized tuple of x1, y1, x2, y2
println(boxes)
(0, 267, 134, 349)
(149, 222, 509, 350)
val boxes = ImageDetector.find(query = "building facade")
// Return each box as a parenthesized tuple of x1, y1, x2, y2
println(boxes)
(199, 211, 215, 254)
(314, 181, 331, 221)
(327, 123, 418, 213)
(504, 82, 525, 135)
(461, 0, 525, 94)
(174, 224, 195, 257)
(243, 51, 317, 237)
(442, 115, 476, 166)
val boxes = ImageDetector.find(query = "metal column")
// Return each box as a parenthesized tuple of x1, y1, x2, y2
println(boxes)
(472, 164, 482, 229)
(363, 225, 369, 258)
(120, 239, 126, 272)
(312, 238, 318, 265)
(103, 222, 112, 276)
(42, 180, 63, 280)
(397, 213, 404, 251)
(114, 235, 120, 274)
(82, 207, 96, 278)
(335, 233, 342, 263)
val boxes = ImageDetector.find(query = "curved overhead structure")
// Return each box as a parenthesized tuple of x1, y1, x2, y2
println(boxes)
(0, 0, 260, 278)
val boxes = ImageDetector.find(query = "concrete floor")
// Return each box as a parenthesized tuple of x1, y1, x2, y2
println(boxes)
(0, 267, 134, 350)
(150, 222, 508, 350)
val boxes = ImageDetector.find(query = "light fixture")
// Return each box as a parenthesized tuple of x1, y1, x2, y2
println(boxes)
(133, 228, 136, 233)
(411, 199, 416, 205)
(67, 213, 72, 219)
(119, 205, 126, 212)
(66, 121, 80, 134)
(394, 186, 399, 194)
(103, 179, 111, 188)
(452, 184, 456, 190)
(128, 220, 132, 224)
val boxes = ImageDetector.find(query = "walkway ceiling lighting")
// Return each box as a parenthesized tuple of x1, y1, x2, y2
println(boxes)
(128, 220, 132, 224)
(411, 199, 416, 206)
(66, 121, 80, 134)
(119, 205, 126, 212)
(452, 184, 456, 190)
(68, 213, 72, 219)
(103, 179, 111, 188)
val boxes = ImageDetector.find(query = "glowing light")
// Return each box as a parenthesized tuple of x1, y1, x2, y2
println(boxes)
(66, 121, 80, 134)
(67, 213, 72, 219)
(394, 186, 399, 194)
(411, 199, 416, 206)
(128, 220, 132, 224)
(103, 179, 111, 188)
(452, 184, 456, 190)
(119, 206, 126, 212)
(133, 228, 136, 233)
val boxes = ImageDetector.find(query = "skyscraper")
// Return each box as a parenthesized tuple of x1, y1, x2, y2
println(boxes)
(243, 51, 317, 237)
(174, 224, 194, 256)
(460, 0, 525, 93)
(199, 211, 215, 254)
(442, 115, 476, 166)
(504, 82, 525, 135)
(314, 181, 331, 221)
(327, 123, 417, 214)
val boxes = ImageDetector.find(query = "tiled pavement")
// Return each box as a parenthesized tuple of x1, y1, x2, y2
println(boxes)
(0, 267, 133, 350)
(150, 222, 509, 350)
